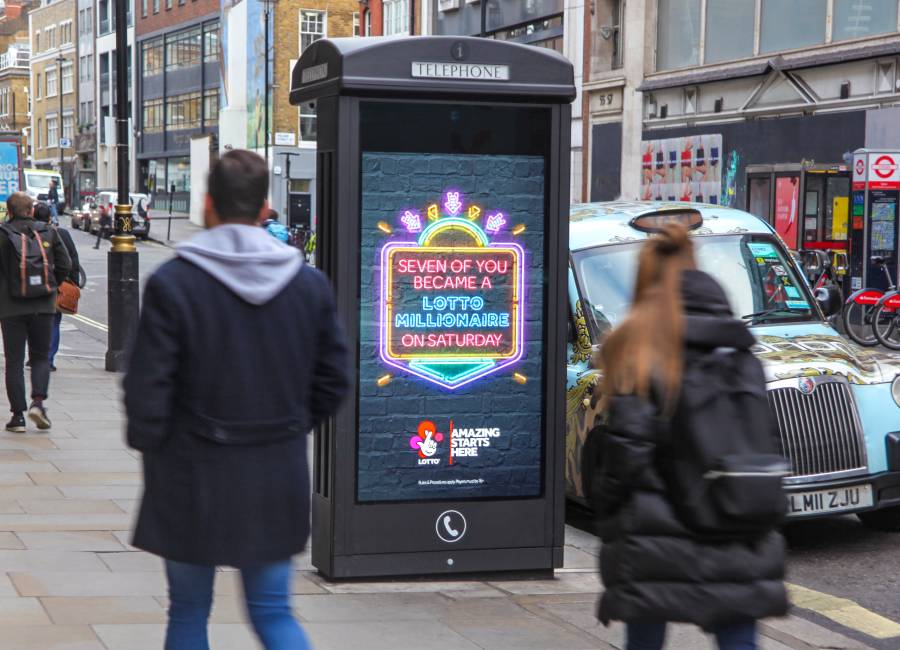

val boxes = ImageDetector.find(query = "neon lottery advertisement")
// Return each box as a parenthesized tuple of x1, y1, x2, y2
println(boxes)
(357, 152, 546, 502)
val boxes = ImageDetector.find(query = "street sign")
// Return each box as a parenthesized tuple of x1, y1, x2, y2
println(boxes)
(58, 137, 71, 148)
(274, 132, 296, 146)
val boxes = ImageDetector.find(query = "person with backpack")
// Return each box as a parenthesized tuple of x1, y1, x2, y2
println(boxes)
(0, 193, 72, 432)
(33, 203, 80, 371)
(590, 224, 788, 650)
(123, 150, 349, 650)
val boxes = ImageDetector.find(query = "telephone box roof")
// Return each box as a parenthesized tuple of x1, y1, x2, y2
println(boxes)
(289, 36, 576, 105)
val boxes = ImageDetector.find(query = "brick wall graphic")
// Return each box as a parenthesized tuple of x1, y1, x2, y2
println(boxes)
(357, 152, 546, 502)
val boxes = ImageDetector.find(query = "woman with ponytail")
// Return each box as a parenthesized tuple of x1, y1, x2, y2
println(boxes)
(592, 224, 788, 650)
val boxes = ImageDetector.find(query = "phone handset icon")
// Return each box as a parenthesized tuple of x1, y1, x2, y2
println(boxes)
(443, 515, 460, 538)
(435, 510, 466, 543)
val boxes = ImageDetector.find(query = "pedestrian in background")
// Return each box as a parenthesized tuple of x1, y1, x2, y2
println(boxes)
(94, 200, 112, 249)
(47, 179, 60, 225)
(33, 203, 80, 371)
(0, 193, 71, 432)
(124, 149, 349, 650)
(589, 224, 788, 650)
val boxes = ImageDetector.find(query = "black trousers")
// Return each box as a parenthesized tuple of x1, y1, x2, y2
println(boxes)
(1, 314, 53, 413)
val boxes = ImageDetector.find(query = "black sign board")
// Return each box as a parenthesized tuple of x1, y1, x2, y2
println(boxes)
(291, 36, 574, 579)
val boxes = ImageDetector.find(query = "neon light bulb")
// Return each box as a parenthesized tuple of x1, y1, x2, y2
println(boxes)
(427, 204, 439, 221)
(443, 191, 463, 216)
(377, 221, 392, 234)
(400, 210, 422, 233)
(485, 212, 507, 234)
(467, 205, 481, 221)
(512, 224, 526, 235)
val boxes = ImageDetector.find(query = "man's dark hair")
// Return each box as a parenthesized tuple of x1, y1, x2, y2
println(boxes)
(6, 192, 32, 219)
(33, 203, 52, 223)
(207, 150, 269, 223)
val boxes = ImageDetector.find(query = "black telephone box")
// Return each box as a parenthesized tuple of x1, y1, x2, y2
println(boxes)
(290, 36, 574, 579)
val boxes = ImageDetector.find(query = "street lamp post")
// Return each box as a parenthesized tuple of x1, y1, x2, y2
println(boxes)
(55, 54, 64, 199)
(263, 0, 275, 164)
(105, 0, 139, 372)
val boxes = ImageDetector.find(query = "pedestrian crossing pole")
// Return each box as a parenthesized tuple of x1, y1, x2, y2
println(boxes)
(105, 0, 139, 372)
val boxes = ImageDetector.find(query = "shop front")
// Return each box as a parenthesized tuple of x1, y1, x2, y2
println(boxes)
(746, 163, 851, 253)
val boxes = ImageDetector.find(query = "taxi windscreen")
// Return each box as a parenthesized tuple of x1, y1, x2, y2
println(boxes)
(573, 234, 819, 336)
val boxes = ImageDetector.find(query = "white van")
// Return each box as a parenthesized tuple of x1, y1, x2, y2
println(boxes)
(23, 169, 64, 206)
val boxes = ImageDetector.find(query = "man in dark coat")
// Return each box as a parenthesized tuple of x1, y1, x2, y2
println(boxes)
(47, 179, 60, 224)
(594, 270, 788, 649)
(124, 149, 349, 649)
(0, 192, 71, 432)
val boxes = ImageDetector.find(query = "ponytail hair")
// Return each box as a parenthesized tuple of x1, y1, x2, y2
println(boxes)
(600, 223, 696, 410)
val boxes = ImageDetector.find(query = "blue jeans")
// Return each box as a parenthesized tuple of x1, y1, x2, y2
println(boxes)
(49, 312, 61, 368)
(165, 559, 310, 650)
(627, 621, 756, 650)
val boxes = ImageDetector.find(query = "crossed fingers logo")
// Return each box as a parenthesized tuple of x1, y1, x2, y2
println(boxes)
(410, 420, 444, 459)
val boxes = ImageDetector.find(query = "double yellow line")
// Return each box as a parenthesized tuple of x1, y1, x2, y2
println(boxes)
(66, 313, 108, 333)
(789, 583, 900, 639)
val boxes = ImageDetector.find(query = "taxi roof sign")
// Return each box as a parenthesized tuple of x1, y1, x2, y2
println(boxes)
(630, 209, 703, 233)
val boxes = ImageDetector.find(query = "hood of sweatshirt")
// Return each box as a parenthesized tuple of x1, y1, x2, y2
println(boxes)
(176, 223, 303, 305)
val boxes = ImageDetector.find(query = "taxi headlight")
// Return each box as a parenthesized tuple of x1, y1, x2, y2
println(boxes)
(892, 376, 900, 407)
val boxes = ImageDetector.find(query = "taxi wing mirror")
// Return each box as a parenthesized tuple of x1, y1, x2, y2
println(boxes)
(815, 285, 842, 317)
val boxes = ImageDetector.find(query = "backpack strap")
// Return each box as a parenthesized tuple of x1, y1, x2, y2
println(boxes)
(32, 230, 51, 294)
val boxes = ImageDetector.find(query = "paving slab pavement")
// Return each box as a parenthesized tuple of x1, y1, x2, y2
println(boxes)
(0, 355, 876, 649)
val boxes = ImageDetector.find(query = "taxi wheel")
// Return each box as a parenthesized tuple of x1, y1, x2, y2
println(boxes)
(857, 507, 900, 532)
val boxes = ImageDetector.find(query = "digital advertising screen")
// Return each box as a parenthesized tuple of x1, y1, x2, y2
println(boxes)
(356, 104, 548, 503)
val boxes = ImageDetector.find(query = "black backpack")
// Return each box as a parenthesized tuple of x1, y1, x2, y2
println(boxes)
(0, 222, 57, 299)
(659, 347, 789, 537)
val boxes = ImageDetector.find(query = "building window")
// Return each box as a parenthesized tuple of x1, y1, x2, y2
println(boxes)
(35, 73, 41, 99)
(300, 10, 326, 53)
(79, 55, 93, 82)
(62, 113, 74, 141)
(36, 118, 41, 149)
(141, 0, 147, 17)
(47, 116, 58, 148)
(382, 0, 409, 36)
(656, 0, 700, 70)
(165, 27, 202, 70)
(61, 62, 74, 94)
(760, 0, 826, 54)
(34, 31, 39, 53)
(142, 97, 163, 133)
(142, 37, 164, 75)
(165, 91, 201, 130)
(364, 10, 371, 36)
(167, 157, 190, 192)
(203, 21, 219, 63)
(45, 26, 56, 50)
(46, 69, 57, 97)
(299, 102, 316, 143)
(79, 8, 93, 35)
(833, 0, 898, 41)
(203, 88, 218, 126)
(153, 0, 159, 13)
(353, 12, 360, 36)
(166, 0, 172, 10)
(60, 21, 73, 45)
(705, 0, 755, 64)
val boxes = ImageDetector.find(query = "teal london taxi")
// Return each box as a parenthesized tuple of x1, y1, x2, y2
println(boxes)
(566, 201, 900, 530)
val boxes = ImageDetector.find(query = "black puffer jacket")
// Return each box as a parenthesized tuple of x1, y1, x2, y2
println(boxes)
(595, 270, 788, 630)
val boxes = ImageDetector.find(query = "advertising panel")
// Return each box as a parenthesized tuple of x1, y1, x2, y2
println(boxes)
(0, 140, 20, 221)
(357, 149, 546, 503)
(639, 134, 723, 205)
